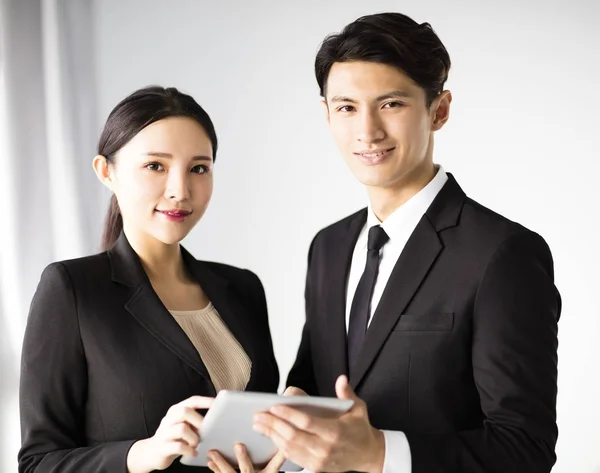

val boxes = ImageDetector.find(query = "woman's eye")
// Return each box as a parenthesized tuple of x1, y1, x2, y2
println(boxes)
(145, 162, 163, 171)
(192, 165, 210, 174)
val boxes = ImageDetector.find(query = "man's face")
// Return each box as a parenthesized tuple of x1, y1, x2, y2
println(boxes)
(324, 61, 450, 191)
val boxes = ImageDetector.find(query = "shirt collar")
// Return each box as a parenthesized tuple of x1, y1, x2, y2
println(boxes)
(362, 165, 448, 247)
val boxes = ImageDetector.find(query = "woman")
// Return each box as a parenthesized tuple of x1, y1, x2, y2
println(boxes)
(18, 86, 282, 473)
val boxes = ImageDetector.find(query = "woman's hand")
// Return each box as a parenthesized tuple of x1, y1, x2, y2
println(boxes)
(127, 395, 214, 473)
(208, 444, 286, 473)
(206, 386, 307, 473)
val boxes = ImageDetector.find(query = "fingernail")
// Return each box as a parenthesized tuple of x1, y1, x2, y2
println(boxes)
(235, 444, 243, 453)
(270, 406, 282, 415)
(254, 413, 266, 423)
(253, 423, 265, 434)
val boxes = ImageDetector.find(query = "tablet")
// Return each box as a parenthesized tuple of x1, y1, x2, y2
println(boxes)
(180, 390, 354, 471)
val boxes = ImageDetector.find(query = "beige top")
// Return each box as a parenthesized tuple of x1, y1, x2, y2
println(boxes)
(170, 303, 251, 392)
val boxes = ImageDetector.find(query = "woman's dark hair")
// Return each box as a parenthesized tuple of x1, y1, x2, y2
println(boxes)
(315, 12, 451, 107)
(98, 86, 218, 251)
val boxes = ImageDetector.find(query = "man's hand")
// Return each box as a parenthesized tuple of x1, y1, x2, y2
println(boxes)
(282, 385, 308, 397)
(253, 375, 385, 473)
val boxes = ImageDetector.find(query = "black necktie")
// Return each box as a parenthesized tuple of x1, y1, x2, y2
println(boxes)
(347, 225, 390, 375)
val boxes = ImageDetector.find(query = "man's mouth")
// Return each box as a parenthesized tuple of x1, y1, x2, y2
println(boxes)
(354, 147, 395, 163)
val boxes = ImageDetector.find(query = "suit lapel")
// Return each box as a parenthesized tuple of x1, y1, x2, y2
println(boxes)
(325, 210, 367, 380)
(125, 284, 213, 382)
(180, 248, 260, 389)
(349, 217, 442, 388)
(108, 234, 212, 384)
(348, 174, 466, 389)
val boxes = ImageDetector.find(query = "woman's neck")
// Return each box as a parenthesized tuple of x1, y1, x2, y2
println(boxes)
(124, 228, 187, 283)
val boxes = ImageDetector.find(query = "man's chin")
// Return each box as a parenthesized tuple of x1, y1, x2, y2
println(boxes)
(355, 173, 397, 189)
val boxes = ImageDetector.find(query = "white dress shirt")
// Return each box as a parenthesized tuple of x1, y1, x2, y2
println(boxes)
(345, 166, 448, 473)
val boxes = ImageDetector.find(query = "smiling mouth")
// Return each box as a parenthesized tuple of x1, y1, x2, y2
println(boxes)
(355, 147, 395, 156)
(157, 210, 192, 216)
(354, 147, 395, 164)
(156, 210, 193, 222)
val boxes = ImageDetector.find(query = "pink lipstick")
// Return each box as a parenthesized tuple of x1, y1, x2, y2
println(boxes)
(156, 209, 192, 223)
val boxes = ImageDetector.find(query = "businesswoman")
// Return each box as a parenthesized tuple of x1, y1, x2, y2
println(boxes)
(18, 86, 281, 473)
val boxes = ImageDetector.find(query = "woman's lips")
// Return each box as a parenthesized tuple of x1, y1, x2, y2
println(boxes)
(156, 209, 192, 222)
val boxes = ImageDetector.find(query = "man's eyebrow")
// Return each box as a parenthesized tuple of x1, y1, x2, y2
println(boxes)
(330, 96, 357, 104)
(329, 90, 412, 104)
(376, 90, 412, 101)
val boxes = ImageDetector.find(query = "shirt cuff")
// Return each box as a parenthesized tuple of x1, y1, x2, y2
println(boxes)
(381, 429, 412, 473)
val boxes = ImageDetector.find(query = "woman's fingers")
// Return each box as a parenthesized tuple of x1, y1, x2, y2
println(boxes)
(180, 395, 214, 410)
(234, 443, 255, 473)
(206, 444, 285, 473)
(208, 450, 237, 473)
(263, 449, 286, 473)
(165, 440, 198, 459)
(164, 405, 205, 431)
(160, 422, 200, 448)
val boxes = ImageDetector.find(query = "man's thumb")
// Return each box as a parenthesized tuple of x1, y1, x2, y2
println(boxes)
(335, 375, 358, 400)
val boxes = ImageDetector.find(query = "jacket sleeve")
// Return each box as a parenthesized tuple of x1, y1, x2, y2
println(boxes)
(244, 268, 280, 392)
(18, 263, 135, 473)
(405, 231, 560, 473)
(286, 235, 319, 395)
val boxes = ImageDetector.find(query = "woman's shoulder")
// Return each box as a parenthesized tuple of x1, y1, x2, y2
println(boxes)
(196, 259, 261, 285)
(184, 254, 264, 297)
(39, 251, 110, 284)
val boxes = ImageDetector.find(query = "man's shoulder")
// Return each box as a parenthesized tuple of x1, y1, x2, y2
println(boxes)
(449, 195, 555, 271)
(311, 208, 366, 243)
(460, 196, 530, 241)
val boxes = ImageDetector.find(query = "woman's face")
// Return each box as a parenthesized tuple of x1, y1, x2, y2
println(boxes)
(105, 116, 214, 247)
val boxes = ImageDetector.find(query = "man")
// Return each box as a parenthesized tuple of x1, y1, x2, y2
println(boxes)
(252, 12, 561, 473)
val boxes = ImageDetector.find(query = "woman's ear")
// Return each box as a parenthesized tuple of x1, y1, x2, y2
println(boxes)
(92, 155, 114, 190)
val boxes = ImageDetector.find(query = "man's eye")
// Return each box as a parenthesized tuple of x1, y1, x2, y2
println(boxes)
(383, 101, 404, 108)
(338, 105, 355, 112)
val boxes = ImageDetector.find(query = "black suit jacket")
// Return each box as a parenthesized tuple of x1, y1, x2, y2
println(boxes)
(19, 233, 279, 473)
(287, 174, 560, 473)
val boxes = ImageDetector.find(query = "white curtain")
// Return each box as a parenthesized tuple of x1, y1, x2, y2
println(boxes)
(0, 1, 102, 471)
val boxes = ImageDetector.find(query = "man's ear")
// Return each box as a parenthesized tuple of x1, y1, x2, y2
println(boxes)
(92, 155, 114, 191)
(321, 99, 330, 124)
(431, 90, 452, 131)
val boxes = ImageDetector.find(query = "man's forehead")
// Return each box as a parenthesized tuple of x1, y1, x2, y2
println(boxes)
(325, 61, 420, 100)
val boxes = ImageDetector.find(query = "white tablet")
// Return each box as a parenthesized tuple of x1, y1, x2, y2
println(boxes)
(180, 390, 354, 471)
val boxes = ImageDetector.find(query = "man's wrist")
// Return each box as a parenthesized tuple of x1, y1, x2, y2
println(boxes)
(364, 428, 385, 473)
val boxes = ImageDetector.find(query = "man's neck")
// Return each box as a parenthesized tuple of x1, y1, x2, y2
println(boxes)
(367, 161, 437, 222)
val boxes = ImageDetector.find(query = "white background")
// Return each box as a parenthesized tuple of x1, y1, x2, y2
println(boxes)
(94, 1, 599, 472)
(3, 1, 598, 472)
